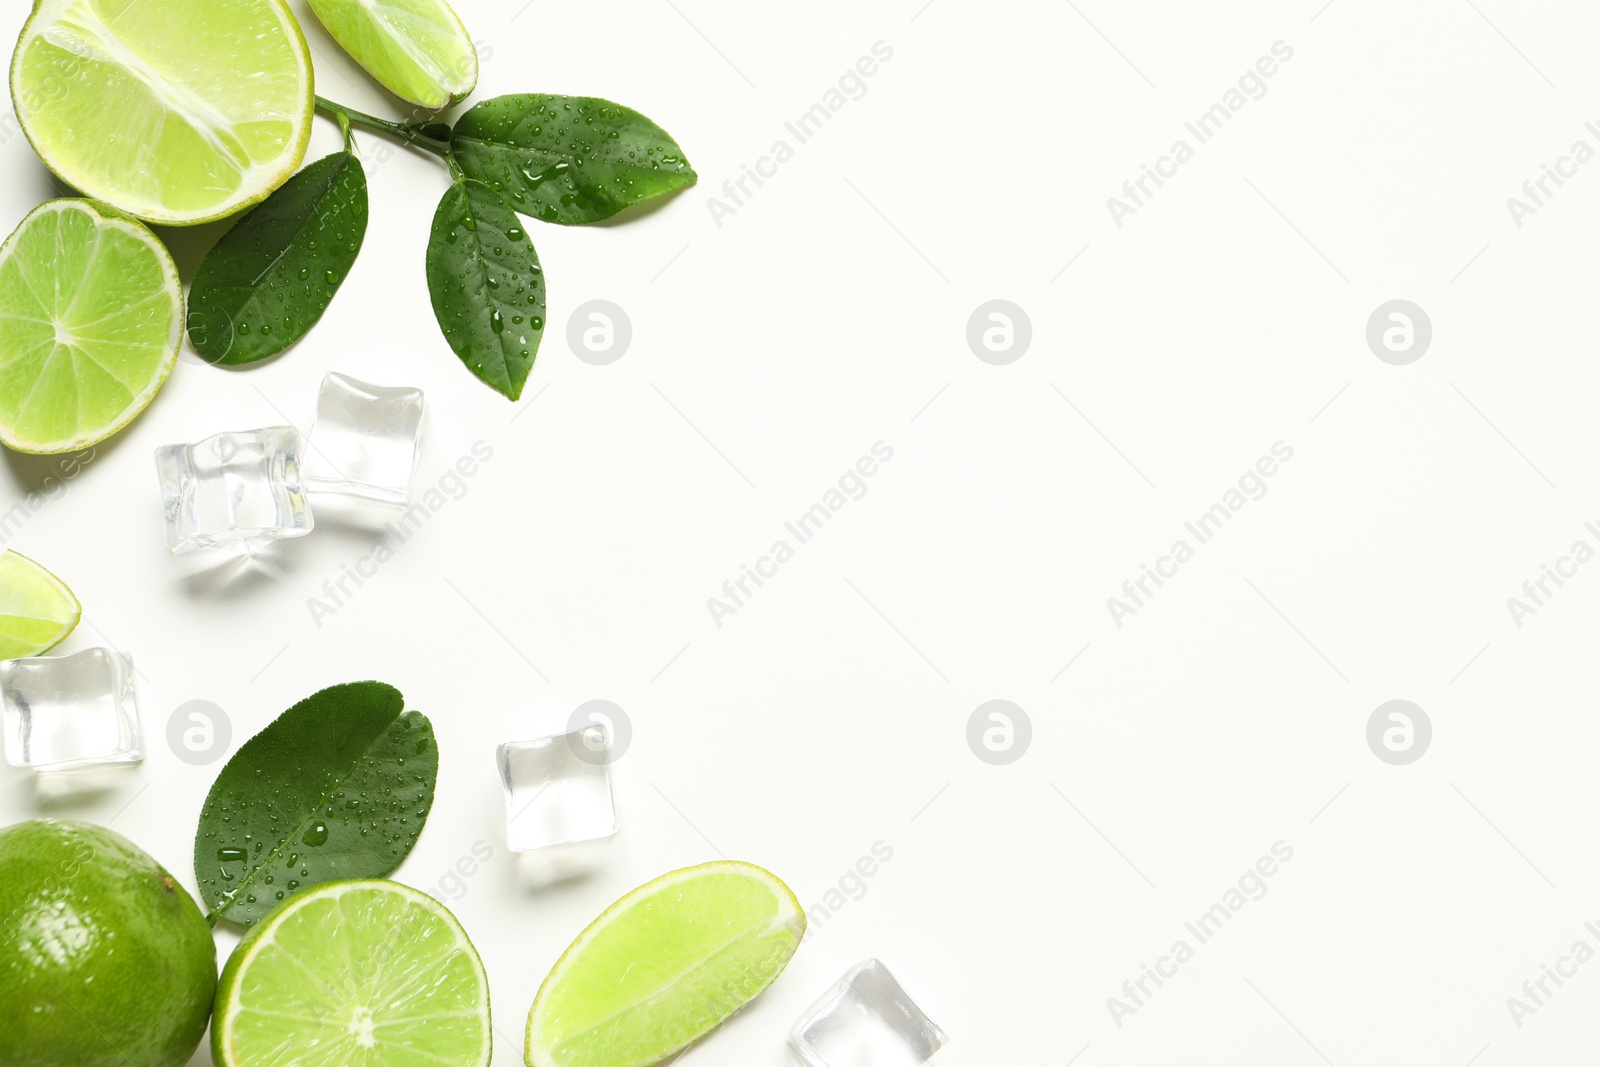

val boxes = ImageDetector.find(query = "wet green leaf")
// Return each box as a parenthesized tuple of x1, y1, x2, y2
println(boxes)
(193, 681, 437, 927)
(426, 177, 545, 400)
(452, 94, 696, 224)
(187, 150, 369, 365)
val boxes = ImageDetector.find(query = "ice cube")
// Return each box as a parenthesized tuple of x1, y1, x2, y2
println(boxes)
(1, 648, 142, 772)
(496, 726, 618, 881)
(304, 372, 425, 504)
(791, 960, 948, 1067)
(155, 426, 312, 554)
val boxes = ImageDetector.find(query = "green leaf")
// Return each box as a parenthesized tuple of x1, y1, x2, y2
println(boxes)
(193, 681, 438, 927)
(451, 94, 696, 225)
(426, 178, 546, 400)
(187, 150, 369, 365)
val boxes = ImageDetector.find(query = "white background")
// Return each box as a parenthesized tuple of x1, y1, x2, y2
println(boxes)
(5, 0, 1600, 1063)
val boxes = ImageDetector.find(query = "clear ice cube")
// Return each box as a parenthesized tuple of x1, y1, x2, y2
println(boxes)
(1, 648, 142, 772)
(497, 726, 618, 879)
(791, 960, 948, 1067)
(305, 372, 425, 505)
(155, 426, 312, 554)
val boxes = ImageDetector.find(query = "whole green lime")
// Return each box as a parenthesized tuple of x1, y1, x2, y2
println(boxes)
(0, 819, 217, 1067)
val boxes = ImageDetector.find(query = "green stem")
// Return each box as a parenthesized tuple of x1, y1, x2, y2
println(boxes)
(334, 108, 353, 153)
(315, 95, 451, 160)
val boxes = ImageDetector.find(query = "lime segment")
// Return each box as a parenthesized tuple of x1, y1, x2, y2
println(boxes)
(11, 0, 314, 225)
(309, 0, 477, 109)
(526, 861, 805, 1067)
(213, 880, 492, 1067)
(0, 550, 80, 659)
(0, 200, 182, 454)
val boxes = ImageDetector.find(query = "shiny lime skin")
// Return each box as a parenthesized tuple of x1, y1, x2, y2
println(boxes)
(0, 819, 217, 1067)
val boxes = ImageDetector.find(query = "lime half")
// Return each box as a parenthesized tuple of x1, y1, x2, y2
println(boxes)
(11, 0, 314, 225)
(308, 0, 477, 110)
(213, 880, 492, 1067)
(526, 861, 805, 1067)
(0, 200, 182, 454)
(0, 550, 79, 658)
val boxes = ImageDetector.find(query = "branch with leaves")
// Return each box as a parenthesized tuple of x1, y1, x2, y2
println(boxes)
(188, 19, 694, 401)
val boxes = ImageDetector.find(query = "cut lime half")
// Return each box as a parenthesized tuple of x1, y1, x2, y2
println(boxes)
(0, 200, 182, 454)
(0, 551, 79, 659)
(526, 861, 805, 1067)
(309, 0, 476, 110)
(213, 880, 493, 1067)
(11, 0, 315, 225)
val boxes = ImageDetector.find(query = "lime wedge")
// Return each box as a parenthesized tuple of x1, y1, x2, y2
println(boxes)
(213, 880, 493, 1067)
(0, 200, 182, 454)
(10, 0, 314, 225)
(526, 861, 805, 1067)
(0, 551, 79, 659)
(308, 0, 476, 110)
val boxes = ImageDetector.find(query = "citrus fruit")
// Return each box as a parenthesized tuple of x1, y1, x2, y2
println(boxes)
(526, 861, 805, 1067)
(0, 550, 79, 658)
(0, 199, 182, 454)
(10, 0, 315, 225)
(0, 819, 217, 1067)
(308, 0, 476, 110)
(213, 879, 492, 1067)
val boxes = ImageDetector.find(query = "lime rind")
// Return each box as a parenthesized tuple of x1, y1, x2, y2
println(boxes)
(213, 879, 493, 1067)
(9, 0, 316, 226)
(0, 820, 217, 1067)
(0, 199, 182, 454)
(0, 550, 79, 658)
(525, 861, 805, 1067)
(308, 0, 477, 110)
